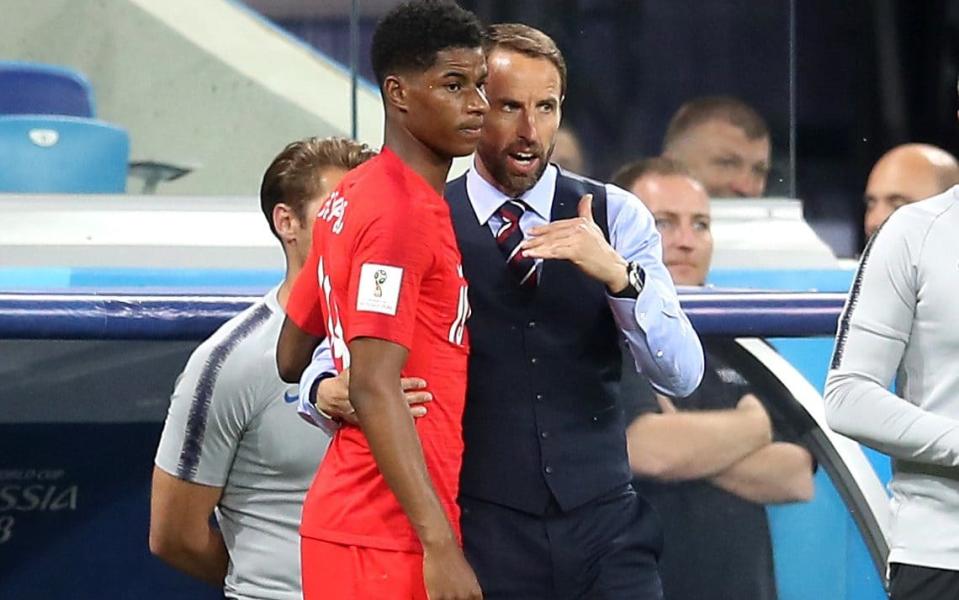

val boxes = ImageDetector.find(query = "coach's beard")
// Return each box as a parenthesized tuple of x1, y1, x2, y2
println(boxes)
(486, 140, 555, 198)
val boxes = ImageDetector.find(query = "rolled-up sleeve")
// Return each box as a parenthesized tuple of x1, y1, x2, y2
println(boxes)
(296, 340, 342, 436)
(606, 184, 704, 397)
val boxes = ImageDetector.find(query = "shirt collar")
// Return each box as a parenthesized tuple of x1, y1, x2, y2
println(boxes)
(465, 158, 558, 225)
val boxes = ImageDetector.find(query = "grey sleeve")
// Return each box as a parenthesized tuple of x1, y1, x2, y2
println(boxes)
(154, 346, 251, 487)
(824, 212, 959, 466)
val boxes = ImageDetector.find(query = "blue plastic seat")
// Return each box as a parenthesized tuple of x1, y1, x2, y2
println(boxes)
(0, 61, 96, 118)
(0, 116, 129, 193)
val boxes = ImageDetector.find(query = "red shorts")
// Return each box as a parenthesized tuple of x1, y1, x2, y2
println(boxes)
(301, 537, 427, 600)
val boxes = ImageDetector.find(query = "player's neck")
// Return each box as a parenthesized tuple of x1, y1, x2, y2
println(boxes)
(276, 278, 292, 310)
(277, 257, 301, 310)
(383, 125, 452, 195)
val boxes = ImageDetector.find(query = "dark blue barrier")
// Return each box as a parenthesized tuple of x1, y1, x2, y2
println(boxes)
(0, 293, 258, 340)
(0, 290, 847, 340)
(680, 291, 846, 336)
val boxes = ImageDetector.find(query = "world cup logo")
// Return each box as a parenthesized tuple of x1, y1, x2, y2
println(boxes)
(373, 269, 388, 298)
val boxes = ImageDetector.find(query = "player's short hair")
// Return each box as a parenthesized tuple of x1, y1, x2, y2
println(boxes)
(260, 137, 375, 239)
(485, 23, 567, 97)
(611, 156, 693, 190)
(371, 0, 484, 88)
(663, 96, 769, 151)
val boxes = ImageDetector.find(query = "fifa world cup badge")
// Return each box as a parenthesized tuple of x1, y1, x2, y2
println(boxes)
(373, 269, 388, 298)
(357, 263, 403, 315)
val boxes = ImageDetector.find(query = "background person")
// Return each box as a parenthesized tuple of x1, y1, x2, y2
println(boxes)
(612, 156, 815, 600)
(150, 137, 374, 598)
(550, 124, 587, 174)
(662, 95, 771, 198)
(862, 142, 959, 238)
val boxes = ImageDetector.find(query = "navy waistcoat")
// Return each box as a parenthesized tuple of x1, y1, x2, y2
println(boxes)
(446, 170, 631, 515)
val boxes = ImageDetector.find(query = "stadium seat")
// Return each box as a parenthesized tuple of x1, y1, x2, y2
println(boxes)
(0, 115, 129, 193)
(0, 61, 96, 118)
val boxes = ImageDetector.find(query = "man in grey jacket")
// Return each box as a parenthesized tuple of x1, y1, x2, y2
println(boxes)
(825, 81, 959, 600)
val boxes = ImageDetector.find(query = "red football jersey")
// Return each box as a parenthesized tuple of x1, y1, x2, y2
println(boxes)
(286, 147, 470, 552)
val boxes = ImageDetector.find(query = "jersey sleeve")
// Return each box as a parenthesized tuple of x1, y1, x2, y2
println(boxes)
(154, 342, 254, 487)
(824, 211, 959, 466)
(344, 197, 434, 350)
(285, 236, 327, 338)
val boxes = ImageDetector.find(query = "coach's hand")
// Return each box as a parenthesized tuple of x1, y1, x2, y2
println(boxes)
(314, 369, 432, 425)
(522, 193, 629, 293)
(423, 539, 483, 600)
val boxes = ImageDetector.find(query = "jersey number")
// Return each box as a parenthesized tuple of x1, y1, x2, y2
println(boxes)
(318, 256, 350, 369)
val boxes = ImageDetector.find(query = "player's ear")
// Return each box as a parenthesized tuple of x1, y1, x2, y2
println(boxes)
(272, 203, 296, 244)
(383, 74, 410, 113)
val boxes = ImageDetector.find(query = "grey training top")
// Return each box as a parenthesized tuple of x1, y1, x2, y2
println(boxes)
(155, 288, 330, 599)
(826, 187, 959, 570)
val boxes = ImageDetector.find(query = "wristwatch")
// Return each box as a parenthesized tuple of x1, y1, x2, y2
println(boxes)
(613, 261, 645, 299)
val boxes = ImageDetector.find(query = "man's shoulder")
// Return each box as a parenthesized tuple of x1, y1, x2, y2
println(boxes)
(339, 155, 390, 201)
(872, 189, 957, 264)
(181, 298, 282, 395)
(554, 165, 606, 189)
(341, 160, 433, 226)
(552, 166, 634, 202)
(887, 187, 958, 234)
(915, 186, 959, 230)
(158, 297, 287, 480)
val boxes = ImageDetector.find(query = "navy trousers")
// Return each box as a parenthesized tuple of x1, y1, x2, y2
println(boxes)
(461, 485, 663, 600)
(889, 563, 959, 600)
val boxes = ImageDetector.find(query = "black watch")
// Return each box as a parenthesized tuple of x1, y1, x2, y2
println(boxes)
(613, 261, 645, 299)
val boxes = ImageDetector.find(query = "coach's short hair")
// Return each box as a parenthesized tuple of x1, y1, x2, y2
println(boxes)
(663, 96, 769, 152)
(260, 137, 375, 239)
(371, 0, 484, 88)
(485, 23, 567, 97)
(611, 156, 693, 191)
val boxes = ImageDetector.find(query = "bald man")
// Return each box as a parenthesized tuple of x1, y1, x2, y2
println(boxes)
(864, 143, 959, 238)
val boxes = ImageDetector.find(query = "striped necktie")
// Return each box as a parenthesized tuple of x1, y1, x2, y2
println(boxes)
(495, 199, 538, 289)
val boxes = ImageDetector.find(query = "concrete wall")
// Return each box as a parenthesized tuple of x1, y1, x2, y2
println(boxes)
(0, 0, 384, 195)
